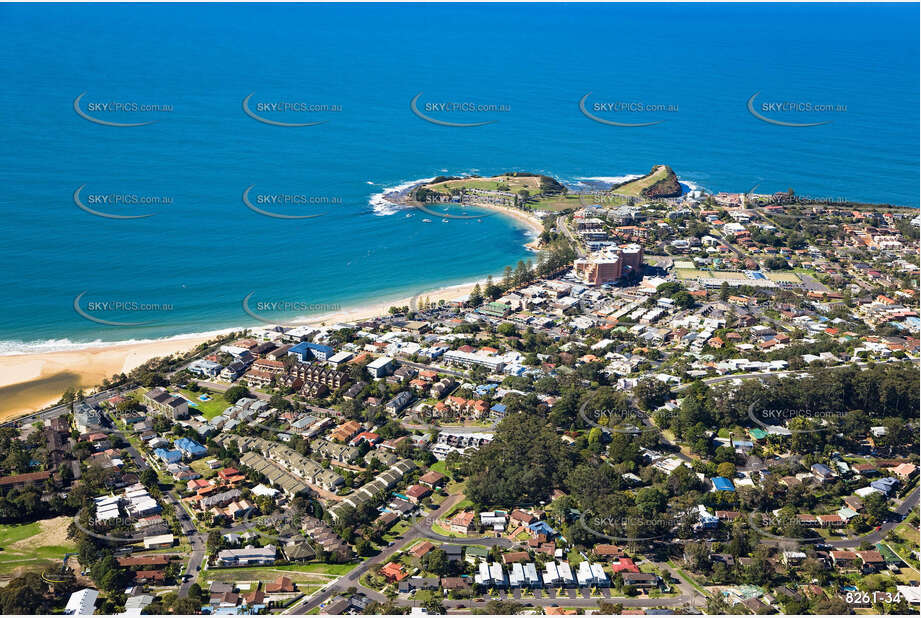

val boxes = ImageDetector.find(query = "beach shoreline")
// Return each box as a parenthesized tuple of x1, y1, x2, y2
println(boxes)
(0, 335, 214, 423)
(0, 183, 547, 424)
(0, 267, 509, 424)
(0, 281, 487, 424)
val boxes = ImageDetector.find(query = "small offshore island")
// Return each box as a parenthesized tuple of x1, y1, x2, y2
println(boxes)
(0, 163, 918, 617)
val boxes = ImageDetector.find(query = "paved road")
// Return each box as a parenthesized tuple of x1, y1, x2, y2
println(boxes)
(117, 429, 207, 597)
(828, 485, 919, 548)
(558, 216, 586, 258)
(286, 492, 703, 614)
(1, 384, 131, 428)
(439, 590, 695, 611)
(287, 494, 470, 614)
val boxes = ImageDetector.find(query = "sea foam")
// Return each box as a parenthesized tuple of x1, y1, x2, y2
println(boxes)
(369, 176, 436, 216)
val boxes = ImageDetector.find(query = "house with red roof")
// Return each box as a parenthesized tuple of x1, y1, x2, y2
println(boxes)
(380, 562, 408, 582)
(187, 478, 211, 492)
(418, 470, 446, 488)
(409, 541, 434, 560)
(405, 484, 431, 505)
(611, 558, 639, 573)
(449, 510, 476, 535)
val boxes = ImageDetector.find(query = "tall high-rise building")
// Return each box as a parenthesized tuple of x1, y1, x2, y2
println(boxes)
(573, 244, 644, 286)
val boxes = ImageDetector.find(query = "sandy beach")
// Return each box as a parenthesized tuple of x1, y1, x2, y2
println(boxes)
(0, 283, 480, 424)
(0, 201, 543, 424)
(0, 336, 214, 423)
(472, 202, 545, 236)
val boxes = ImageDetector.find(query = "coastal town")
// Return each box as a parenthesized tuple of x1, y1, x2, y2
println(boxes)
(1, 167, 919, 616)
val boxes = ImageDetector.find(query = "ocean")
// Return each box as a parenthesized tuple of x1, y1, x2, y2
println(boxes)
(0, 3, 917, 352)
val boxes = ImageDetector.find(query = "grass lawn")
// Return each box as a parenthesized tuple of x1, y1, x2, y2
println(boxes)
(794, 267, 822, 278)
(206, 568, 326, 590)
(885, 519, 920, 572)
(0, 517, 78, 576)
(675, 268, 711, 280)
(667, 561, 709, 597)
(382, 520, 411, 544)
(190, 458, 218, 479)
(424, 175, 542, 195)
(894, 522, 920, 545)
(429, 460, 449, 477)
(179, 389, 228, 419)
(765, 271, 802, 283)
(710, 270, 748, 281)
(612, 165, 670, 197)
(431, 521, 469, 538)
(286, 562, 359, 576)
(429, 493, 448, 507)
(0, 521, 41, 546)
(529, 194, 586, 212)
(445, 498, 473, 518)
(204, 562, 357, 583)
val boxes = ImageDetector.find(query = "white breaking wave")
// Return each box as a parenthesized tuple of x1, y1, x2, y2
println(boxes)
(369, 176, 436, 216)
(575, 174, 644, 187)
(0, 327, 240, 356)
(679, 178, 707, 193)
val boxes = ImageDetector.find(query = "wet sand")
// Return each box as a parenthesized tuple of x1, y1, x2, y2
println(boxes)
(0, 336, 211, 422)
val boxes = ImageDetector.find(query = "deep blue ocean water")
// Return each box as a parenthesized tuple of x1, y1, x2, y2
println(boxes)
(0, 3, 917, 351)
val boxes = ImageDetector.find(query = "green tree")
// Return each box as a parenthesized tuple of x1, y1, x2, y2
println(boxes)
(633, 378, 671, 411)
(468, 284, 483, 307)
(223, 385, 252, 404)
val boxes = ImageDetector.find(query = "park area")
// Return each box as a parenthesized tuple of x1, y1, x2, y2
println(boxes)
(0, 516, 78, 580)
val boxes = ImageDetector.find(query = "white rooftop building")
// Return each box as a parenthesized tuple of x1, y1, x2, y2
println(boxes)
(65, 589, 98, 615)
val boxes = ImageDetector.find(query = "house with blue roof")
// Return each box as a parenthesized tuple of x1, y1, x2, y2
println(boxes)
(475, 383, 498, 396)
(490, 403, 507, 420)
(305, 342, 334, 361)
(154, 448, 183, 464)
(287, 341, 335, 362)
(692, 504, 719, 530)
(870, 477, 898, 496)
(287, 342, 311, 362)
(711, 477, 736, 492)
(174, 437, 207, 459)
(527, 520, 556, 537)
(811, 463, 835, 482)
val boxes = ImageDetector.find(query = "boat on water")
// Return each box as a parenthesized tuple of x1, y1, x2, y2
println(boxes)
(422, 218, 432, 222)
(442, 218, 449, 222)
(405, 213, 413, 217)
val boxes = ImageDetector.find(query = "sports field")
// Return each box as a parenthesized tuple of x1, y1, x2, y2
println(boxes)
(766, 271, 802, 283)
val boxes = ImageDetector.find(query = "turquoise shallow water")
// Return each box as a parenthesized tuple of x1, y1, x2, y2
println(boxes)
(0, 3, 917, 351)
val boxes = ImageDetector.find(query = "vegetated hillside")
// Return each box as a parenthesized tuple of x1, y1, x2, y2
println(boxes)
(613, 164, 683, 198)
(411, 172, 566, 203)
